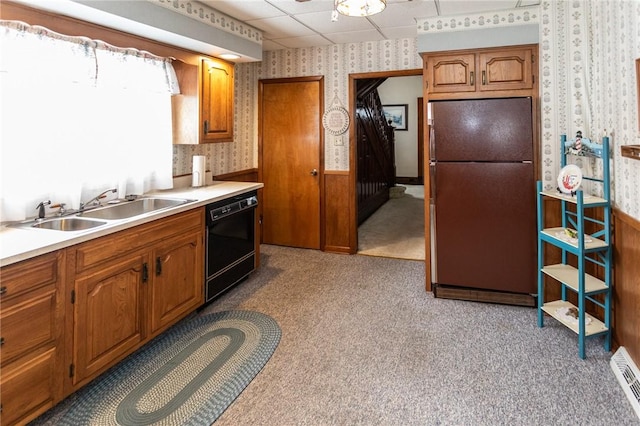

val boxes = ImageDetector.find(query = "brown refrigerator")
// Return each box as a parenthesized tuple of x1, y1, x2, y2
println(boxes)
(429, 97, 536, 296)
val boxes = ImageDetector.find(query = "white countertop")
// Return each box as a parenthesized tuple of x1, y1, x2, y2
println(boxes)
(0, 180, 263, 267)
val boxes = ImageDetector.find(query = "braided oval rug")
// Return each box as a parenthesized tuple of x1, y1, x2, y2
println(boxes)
(33, 311, 281, 426)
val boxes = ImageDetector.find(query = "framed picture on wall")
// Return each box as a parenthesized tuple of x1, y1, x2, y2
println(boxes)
(383, 104, 408, 131)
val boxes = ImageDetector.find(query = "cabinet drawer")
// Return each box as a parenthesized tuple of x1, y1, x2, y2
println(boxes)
(74, 208, 203, 272)
(0, 290, 57, 365)
(1, 348, 56, 425)
(0, 251, 60, 300)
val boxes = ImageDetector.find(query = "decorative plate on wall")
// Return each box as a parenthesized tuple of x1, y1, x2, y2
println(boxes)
(322, 106, 350, 136)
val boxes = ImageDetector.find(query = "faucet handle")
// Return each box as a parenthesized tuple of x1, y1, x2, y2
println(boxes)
(51, 203, 67, 216)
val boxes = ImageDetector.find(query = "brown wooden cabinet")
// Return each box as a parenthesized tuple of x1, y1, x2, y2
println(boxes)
(71, 252, 148, 386)
(0, 251, 65, 425)
(201, 58, 234, 142)
(150, 231, 203, 334)
(67, 208, 204, 390)
(423, 45, 535, 97)
(172, 57, 234, 144)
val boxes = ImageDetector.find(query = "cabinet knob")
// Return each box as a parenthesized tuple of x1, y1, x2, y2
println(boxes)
(0, 337, 4, 346)
(0, 286, 6, 296)
(310, 169, 318, 176)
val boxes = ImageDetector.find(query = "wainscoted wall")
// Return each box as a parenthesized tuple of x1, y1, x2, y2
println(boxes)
(539, 0, 640, 220)
(613, 210, 640, 365)
(172, 2, 640, 356)
(542, 0, 640, 363)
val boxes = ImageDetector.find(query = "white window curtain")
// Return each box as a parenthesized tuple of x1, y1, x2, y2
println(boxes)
(0, 21, 179, 222)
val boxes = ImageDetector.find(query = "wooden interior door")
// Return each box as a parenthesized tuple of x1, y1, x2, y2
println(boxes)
(417, 97, 424, 184)
(259, 77, 323, 249)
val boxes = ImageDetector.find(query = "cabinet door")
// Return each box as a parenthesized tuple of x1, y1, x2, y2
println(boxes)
(72, 253, 147, 386)
(149, 231, 203, 335)
(425, 53, 476, 94)
(201, 58, 234, 142)
(478, 48, 533, 91)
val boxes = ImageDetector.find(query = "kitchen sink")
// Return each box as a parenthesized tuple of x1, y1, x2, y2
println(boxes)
(79, 197, 193, 220)
(29, 217, 108, 231)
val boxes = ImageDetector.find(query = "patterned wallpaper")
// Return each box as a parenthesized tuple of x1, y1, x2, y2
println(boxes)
(539, 0, 640, 219)
(174, 0, 640, 219)
(173, 38, 421, 174)
(151, 0, 262, 44)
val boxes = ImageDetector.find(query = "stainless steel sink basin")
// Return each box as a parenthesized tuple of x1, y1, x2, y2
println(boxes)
(30, 217, 107, 231)
(79, 197, 192, 220)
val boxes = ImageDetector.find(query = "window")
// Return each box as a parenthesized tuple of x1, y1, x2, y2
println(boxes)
(0, 21, 179, 221)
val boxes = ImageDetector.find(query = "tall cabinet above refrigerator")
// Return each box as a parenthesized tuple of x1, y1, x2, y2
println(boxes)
(429, 97, 536, 305)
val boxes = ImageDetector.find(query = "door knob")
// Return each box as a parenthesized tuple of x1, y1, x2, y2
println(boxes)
(310, 169, 318, 176)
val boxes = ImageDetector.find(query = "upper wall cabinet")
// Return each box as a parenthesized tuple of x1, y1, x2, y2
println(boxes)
(172, 57, 234, 144)
(423, 45, 536, 98)
(201, 58, 234, 142)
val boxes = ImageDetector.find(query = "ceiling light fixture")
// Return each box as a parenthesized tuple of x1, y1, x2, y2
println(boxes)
(219, 53, 240, 60)
(335, 0, 386, 17)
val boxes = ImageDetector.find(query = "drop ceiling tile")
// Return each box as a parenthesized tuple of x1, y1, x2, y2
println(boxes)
(246, 15, 317, 38)
(295, 10, 376, 34)
(268, 0, 336, 15)
(325, 28, 385, 44)
(369, 0, 438, 27)
(379, 25, 418, 40)
(271, 34, 334, 49)
(262, 39, 288, 51)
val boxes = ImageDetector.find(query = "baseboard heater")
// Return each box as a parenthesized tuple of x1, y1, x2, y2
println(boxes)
(610, 347, 640, 419)
(433, 283, 536, 307)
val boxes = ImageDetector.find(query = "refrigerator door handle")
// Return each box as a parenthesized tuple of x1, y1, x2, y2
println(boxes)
(429, 122, 436, 162)
(429, 162, 436, 206)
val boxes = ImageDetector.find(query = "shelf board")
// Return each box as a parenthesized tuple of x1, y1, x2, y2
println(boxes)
(541, 190, 607, 205)
(541, 264, 608, 294)
(541, 300, 608, 336)
(541, 227, 609, 251)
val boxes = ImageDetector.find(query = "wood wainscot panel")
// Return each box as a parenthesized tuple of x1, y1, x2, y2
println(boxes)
(613, 209, 640, 365)
(213, 168, 259, 182)
(324, 171, 353, 253)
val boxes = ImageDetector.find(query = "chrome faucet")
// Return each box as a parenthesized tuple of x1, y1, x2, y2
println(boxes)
(80, 188, 117, 211)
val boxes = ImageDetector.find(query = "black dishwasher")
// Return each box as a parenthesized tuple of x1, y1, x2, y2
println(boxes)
(205, 191, 258, 303)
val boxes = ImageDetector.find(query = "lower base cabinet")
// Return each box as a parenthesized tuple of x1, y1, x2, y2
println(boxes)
(0, 208, 205, 425)
(68, 208, 204, 390)
(0, 251, 65, 425)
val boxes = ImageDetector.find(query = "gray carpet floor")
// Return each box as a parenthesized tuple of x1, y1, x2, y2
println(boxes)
(357, 184, 425, 261)
(202, 244, 638, 425)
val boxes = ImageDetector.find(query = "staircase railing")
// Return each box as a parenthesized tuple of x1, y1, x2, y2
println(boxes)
(356, 82, 396, 224)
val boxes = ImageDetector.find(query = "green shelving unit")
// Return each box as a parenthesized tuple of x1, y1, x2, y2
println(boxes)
(536, 134, 612, 359)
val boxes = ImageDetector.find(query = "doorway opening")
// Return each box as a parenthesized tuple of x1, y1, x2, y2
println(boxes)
(349, 69, 424, 261)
